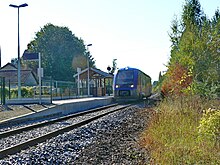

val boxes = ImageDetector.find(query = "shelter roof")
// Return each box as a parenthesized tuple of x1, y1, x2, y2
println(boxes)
(73, 67, 113, 79)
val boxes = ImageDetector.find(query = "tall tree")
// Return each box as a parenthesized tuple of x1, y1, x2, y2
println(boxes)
(162, 0, 219, 98)
(168, 15, 182, 54)
(182, 0, 205, 28)
(24, 23, 95, 81)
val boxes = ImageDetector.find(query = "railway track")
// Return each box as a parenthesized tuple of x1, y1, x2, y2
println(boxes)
(0, 103, 131, 159)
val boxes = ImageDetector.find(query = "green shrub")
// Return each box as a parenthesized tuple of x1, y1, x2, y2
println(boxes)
(10, 88, 18, 98)
(197, 108, 220, 146)
(9, 87, 34, 98)
(192, 81, 220, 99)
(0, 87, 9, 97)
(21, 87, 34, 98)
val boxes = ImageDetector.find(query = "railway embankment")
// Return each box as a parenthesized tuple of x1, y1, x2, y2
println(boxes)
(140, 97, 220, 164)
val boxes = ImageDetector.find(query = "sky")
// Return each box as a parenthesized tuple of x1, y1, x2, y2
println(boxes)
(0, 0, 219, 82)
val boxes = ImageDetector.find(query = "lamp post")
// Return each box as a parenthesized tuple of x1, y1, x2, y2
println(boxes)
(86, 44, 92, 97)
(9, 3, 28, 98)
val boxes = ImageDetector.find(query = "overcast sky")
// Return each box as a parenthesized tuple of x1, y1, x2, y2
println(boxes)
(0, 0, 219, 81)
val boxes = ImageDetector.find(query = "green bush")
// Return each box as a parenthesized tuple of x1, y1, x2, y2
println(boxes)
(10, 88, 18, 98)
(0, 87, 9, 97)
(197, 108, 220, 146)
(10, 87, 34, 98)
(192, 81, 220, 99)
(21, 87, 34, 97)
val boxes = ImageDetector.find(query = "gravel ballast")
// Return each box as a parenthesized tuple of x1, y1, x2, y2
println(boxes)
(0, 104, 151, 164)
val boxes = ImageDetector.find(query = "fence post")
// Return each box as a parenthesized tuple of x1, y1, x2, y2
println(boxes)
(55, 81, 58, 97)
(8, 80, 11, 99)
(69, 83, 71, 98)
(50, 77, 52, 104)
(0, 77, 3, 104)
(2, 77, 5, 105)
(38, 52, 42, 105)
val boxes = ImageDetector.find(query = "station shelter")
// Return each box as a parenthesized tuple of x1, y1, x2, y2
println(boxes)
(73, 67, 113, 96)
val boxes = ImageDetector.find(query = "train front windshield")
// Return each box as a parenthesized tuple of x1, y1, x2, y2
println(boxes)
(116, 70, 134, 85)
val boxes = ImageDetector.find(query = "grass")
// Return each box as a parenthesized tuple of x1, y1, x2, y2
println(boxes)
(140, 96, 220, 164)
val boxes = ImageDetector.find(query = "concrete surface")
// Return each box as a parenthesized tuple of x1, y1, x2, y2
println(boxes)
(0, 96, 113, 125)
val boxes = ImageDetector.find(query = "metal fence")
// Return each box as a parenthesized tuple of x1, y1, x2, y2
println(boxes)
(0, 77, 113, 105)
(42, 79, 78, 100)
(0, 77, 6, 105)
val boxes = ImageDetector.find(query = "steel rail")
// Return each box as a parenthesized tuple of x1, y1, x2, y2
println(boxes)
(0, 104, 131, 159)
(0, 103, 118, 139)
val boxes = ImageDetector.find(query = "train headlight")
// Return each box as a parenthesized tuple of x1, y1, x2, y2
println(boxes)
(130, 84, 134, 88)
(115, 85, 119, 88)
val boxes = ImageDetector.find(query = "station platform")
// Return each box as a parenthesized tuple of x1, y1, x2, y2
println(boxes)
(0, 96, 114, 125)
(52, 96, 112, 105)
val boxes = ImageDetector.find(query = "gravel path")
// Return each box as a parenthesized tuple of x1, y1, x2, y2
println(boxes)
(0, 104, 151, 164)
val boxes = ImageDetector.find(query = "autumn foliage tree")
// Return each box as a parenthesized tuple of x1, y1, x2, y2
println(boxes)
(161, 63, 192, 96)
(162, 0, 220, 98)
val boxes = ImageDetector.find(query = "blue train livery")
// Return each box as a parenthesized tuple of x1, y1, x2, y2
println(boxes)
(113, 67, 152, 100)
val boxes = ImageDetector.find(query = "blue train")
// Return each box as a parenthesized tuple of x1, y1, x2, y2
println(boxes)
(113, 67, 152, 100)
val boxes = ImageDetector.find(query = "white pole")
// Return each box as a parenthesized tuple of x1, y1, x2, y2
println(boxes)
(86, 44, 92, 96)
(78, 73, 80, 97)
(17, 7, 21, 99)
(9, 3, 28, 98)
(77, 67, 81, 97)
(38, 53, 42, 104)
(86, 44, 92, 97)
(87, 59, 90, 96)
